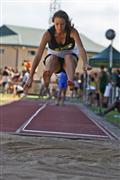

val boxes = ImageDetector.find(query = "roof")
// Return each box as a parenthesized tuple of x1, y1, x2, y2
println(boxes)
(80, 33, 104, 53)
(0, 24, 104, 52)
(0, 25, 17, 36)
(0, 25, 45, 48)
(89, 45, 120, 68)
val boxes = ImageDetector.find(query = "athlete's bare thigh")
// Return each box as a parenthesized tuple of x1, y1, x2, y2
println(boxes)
(45, 55, 61, 73)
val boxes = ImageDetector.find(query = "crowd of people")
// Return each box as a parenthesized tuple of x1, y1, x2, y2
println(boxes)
(38, 65, 120, 110)
(0, 66, 30, 97)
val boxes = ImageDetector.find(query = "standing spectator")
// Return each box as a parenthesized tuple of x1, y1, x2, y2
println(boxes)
(93, 72, 100, 107)
(98, 65, 109, 107)
(103, 79, 112, 107)
(115, 69, 120, 99)
(88, 75, 97, 106)
(56, 71, 68, 105)
(71, 73, 79, 98)
(21, 69, 30, 87)
(0, 66, 10, 93)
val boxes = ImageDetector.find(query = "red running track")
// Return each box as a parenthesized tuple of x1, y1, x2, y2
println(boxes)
(0, 99, 115, 139)
(0, 100, 41, 132)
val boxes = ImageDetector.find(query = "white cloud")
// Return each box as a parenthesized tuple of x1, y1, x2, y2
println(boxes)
(61, 0, 119, 49)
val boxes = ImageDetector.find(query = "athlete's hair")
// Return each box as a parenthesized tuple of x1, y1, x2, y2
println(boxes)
(52, 10, 74, 32)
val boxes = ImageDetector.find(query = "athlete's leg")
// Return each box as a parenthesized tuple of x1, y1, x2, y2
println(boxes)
(43, 55, 61, 87)
(64, 54, 77, 81)
(44, 55, 61, 75)
(63, 54, 77, 90)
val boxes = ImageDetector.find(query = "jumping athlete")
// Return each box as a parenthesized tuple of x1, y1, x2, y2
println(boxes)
(24, 10, 91, 93)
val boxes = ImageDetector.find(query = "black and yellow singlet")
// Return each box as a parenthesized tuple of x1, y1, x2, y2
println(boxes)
(47, 26, 79, 58)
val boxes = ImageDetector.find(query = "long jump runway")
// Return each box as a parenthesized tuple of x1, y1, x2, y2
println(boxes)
(0, 99, 116, 140)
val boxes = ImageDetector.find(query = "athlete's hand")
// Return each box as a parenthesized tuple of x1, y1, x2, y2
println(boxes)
(23, 77, 33, 94)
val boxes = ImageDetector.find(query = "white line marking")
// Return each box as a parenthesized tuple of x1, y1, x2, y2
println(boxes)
(16, 103, 47, 133)
(76, 105, 117, 140)
(84, 112, 117, 140)
(19, 103, 115, 139)
(22, 129, 109, 138)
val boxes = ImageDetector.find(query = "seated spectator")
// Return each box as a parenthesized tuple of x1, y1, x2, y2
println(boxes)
(13, 84, 24, 97)
(102, 98, 120, 115)
(0, 66, 10, 92)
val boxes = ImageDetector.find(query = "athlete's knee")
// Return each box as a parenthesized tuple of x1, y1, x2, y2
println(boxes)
(46, 55, 58, 66)
(50, 55, 58, 61)
(64, 54, 77, 66)
(64, 54, 73, 59)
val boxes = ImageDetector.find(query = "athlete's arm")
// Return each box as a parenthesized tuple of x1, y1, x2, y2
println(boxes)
(24, 31, 50, 92)
(29, 31, 50, 79)
(71, 28, 89, 67)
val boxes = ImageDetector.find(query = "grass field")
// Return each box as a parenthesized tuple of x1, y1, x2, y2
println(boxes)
(105, 111, 120, 128)
(0, 93, 20, 105)
(87, 103, 120, 129)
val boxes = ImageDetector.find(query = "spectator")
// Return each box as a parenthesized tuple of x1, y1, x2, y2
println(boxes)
(56, 71, 68, 105)
(0, 66, 10, 93)
(98, 65, 109, 107)
(101, 98, 120, 116)
(21, 69, 30, 87)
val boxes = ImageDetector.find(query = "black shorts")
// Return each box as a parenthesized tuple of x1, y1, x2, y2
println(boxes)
(43, 53, 78, 74)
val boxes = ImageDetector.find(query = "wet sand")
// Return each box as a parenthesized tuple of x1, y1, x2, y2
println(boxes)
(0, 133, 120, 180)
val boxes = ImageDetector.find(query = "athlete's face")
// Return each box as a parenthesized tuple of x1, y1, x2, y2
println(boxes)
(54, 17, 66, 34)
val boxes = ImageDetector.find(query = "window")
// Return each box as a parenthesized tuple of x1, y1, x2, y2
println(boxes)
(0, 49, 5, 54)
(28, 50, 36, 56)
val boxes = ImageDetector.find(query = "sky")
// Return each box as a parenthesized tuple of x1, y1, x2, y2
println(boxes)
(0, 0, 120, 50)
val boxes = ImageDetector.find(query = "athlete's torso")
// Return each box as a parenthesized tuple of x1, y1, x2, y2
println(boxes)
(47, 26, 79, 58)
(48, 26, 75, 51)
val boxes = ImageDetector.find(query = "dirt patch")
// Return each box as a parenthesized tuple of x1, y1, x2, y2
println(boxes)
(1, 133, 120, 180)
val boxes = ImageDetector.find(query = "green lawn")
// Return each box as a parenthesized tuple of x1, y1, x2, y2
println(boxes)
(87, 104, 120, 129)
(105, 111, 120, 128)
(0, 93, 20, 105)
